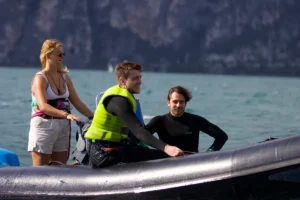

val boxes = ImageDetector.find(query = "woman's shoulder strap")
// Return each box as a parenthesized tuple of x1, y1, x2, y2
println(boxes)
(36, 71, 49, 84)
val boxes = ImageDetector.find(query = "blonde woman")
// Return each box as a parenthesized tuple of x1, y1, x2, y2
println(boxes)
(28, 39, 93, 166)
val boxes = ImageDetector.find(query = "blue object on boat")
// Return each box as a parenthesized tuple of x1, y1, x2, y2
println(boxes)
(135, 98, 144, 124)
(0, 148, 20, 167)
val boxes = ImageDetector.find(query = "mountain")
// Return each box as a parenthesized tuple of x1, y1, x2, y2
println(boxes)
(1, 0, 300, 76)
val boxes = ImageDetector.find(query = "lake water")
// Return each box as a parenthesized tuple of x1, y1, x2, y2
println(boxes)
(0, 67, 299, 166)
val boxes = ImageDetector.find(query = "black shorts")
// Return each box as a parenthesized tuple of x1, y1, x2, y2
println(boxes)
(88, 141, 168, 169)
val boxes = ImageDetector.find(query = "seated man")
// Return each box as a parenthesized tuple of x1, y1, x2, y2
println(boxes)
(71, 96, 147, 166)
(146, 86, 228, 153)
(84, 62, 184, 168)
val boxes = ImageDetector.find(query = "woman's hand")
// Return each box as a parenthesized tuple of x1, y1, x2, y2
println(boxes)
(66, 113, 83, 123)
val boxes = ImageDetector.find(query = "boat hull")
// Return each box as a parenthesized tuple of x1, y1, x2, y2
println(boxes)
(1, 134, 300, 199)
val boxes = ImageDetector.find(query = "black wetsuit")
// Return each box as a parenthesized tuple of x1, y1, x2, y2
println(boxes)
(88, 96, 169, 168)
(146, 113, 228, 152)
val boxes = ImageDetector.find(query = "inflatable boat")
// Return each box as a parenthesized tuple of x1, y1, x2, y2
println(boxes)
(1, 134, 300, 200)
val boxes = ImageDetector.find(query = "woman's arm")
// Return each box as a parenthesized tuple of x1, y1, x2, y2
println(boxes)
(66, 74, 93, 118)
(32, 74, 69, 118)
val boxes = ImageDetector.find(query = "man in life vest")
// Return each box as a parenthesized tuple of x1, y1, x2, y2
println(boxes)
(71, 94, 147, 166)
(85, 61, 184, 168)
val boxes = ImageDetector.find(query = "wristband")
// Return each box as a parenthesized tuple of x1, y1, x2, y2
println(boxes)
(64, 112, 69, 118)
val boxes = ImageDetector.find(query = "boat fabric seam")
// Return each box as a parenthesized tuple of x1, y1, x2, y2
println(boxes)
(230, 157, 300, 178)
(3, 158, 300, 197)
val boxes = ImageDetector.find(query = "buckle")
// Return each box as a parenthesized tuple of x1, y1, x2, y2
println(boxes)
(101, 147, 119, 152)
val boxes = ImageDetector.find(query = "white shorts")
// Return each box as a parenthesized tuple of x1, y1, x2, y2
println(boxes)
(28, 117, 71, 154)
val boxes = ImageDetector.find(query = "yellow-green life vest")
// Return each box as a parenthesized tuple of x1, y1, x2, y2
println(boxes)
(85, 85, 137, 142)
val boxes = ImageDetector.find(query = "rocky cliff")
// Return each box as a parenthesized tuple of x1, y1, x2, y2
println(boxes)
(1, 0, 300, 76)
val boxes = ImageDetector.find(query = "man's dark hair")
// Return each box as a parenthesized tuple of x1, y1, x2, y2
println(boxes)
(167, 86, 192, 102)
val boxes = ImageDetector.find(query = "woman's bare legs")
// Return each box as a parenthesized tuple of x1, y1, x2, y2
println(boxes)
(51, 151, 68, 164)
(32, 151, 68, 166)
(31, 152, 51, 166)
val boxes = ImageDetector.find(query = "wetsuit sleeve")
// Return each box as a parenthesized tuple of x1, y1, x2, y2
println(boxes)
(196, 116, 228, 151)
(145, 116, 163, 134)
(105, 96, 166, 151)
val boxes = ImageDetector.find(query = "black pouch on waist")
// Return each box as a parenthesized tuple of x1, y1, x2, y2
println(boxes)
(89, 142, 121, 169)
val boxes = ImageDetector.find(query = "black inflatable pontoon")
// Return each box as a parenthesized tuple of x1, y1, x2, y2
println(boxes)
(1, 134, 300, 200)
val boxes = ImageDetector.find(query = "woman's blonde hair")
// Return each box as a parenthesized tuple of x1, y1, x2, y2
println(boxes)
(40, 39, 68, 73)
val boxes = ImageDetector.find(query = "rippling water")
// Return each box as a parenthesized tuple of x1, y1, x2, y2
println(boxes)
(0, 67, 300, 166)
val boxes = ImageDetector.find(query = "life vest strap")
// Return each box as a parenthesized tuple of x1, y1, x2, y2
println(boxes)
(91, 132, 128, 143)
